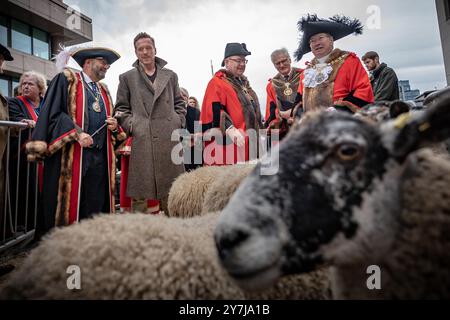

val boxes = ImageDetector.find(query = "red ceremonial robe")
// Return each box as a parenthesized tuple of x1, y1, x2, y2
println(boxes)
(200, 70, 261, 166)
(298, 50, 374, 113)
(26, 69, 117, 233)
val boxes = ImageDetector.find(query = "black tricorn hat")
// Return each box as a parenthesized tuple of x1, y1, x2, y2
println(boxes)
(71, 47, 121, 67)
(0, 43, 14, 61)
(294, 14, 363, 61)
(221, 43, 251, 67)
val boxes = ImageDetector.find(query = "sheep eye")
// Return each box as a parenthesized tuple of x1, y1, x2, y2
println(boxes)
(336, 144, 361, 162)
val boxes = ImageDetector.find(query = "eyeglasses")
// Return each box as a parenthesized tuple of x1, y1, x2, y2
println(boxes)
(228, 58, 248, 65)
(274, 58, 290, 67)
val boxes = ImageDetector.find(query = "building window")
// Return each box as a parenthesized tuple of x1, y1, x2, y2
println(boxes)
(0, 15, 7, 46)
(0, 16, 51, 60)
(0, 77, 8, 97)
(12, 78, 20, 96)
(0, 76, 20, 97)
(11, 19, 31, 54)
(33, 27, 49, 60)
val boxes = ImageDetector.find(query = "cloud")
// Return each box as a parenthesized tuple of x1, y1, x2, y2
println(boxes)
(63, 0, 447, 115)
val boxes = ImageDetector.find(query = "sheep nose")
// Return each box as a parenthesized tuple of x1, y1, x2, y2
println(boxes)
(215, 228, 250, 261)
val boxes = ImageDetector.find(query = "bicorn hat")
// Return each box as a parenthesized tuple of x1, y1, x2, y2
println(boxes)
(221, 43, 251, 67)
(294, 14, 363, 61)
(0, 43, 14, 61)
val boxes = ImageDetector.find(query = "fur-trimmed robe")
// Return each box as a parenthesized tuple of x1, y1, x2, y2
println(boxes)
(200, 70, 262, 165)
(265, 67, 303, 140)
(26, 68, 125, 233)
(298, 49, 374, 113)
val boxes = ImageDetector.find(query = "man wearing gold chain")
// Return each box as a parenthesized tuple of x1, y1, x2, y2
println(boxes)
(201, 42, 262, 165)
(26, 47, 124, 234)
(265, 48, 303, 141)
(295, 15, 374, 114)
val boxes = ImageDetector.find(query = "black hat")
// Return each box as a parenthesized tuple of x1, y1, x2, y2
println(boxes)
(294, 14, 363, 61)
(71, 47, 120, 67)
(0, 43, 14, 61)
(221, 43, 251, 67)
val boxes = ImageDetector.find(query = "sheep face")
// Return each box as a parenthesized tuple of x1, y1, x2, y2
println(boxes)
(214, 87, 450, 291)
(214, 113, 395, 290)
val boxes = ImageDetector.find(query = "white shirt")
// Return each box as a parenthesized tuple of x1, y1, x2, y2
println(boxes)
(317, 52, 332, 64)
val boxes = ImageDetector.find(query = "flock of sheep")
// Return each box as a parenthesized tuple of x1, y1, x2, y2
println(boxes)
(1, 89, 449, 300)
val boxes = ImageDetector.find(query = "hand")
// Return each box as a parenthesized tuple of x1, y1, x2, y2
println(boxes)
(106, 117, 118, 131)
(78, 132, 93, 148)
(278, 109, 293, 120)
(21, 119, 36, 128)
(192, 132, 203, 147)
(226, 126, 245, 147)
(326, 106, 338, 112)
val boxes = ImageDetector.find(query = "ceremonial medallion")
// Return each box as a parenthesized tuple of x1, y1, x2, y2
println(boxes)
(92, 100, 101, 112)
(283, 83, 293, 96)
(315, 73, 326, 84)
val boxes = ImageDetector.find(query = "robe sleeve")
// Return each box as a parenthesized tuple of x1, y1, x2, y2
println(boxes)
(335, 54, 374, 112)
(26, 72, 79, 161)
(7, 98, 28, 122)
(264, 81, 279, 128)
(172, 73, 187, 128)
(115, 73, 134, 136)
(200, 78, 229, 133)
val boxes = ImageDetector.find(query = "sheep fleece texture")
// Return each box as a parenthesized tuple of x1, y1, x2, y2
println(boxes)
(1, 213, 329, 299)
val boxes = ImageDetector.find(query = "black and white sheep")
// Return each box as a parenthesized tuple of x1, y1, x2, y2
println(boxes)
(214, 87, 450, 299)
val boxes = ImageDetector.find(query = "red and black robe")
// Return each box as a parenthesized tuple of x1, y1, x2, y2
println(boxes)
(265, 67, 303, 139)
(298, 49, 374, 113)
(200, 70, 262, 165)
(26, 69, 121, 232)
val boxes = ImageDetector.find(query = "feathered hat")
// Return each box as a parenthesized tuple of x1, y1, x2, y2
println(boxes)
(53, 45, 120, 72)
(294, 14, 363, 61)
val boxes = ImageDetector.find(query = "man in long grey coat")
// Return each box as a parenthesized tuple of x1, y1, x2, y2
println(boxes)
(115, 32, 186, 214)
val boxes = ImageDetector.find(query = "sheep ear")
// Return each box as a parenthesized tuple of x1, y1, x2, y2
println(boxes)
(390, 87, 450, 160)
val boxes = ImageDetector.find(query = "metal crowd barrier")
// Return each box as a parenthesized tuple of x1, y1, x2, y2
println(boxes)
(0, 120, 38, 255)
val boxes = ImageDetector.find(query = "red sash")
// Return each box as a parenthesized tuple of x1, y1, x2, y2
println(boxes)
(17, 96, 38, 122)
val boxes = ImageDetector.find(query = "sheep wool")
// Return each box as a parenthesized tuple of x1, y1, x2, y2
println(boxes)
(1, 212, 330, 300)
(167, 166, 225, 218)
(331, 149, 450, 299)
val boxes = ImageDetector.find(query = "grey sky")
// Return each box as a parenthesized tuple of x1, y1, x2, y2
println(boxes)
(64, 0, 446, 113)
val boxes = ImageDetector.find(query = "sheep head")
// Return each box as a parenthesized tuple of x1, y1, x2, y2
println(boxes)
(214, 87, 450, 292)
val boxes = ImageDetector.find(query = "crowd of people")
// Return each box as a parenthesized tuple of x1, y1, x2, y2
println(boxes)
(0, 14, 403, 239)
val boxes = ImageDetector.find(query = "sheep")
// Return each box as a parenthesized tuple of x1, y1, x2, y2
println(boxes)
(0, 211, 330, 300)
(354, 100, 448, 155)
(214, 87, 450, 299)
(167, 165, 225, 217)
(354, 100, 411, 124)
(201, 163, 256, 214)
(167, 163, 256, 217)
